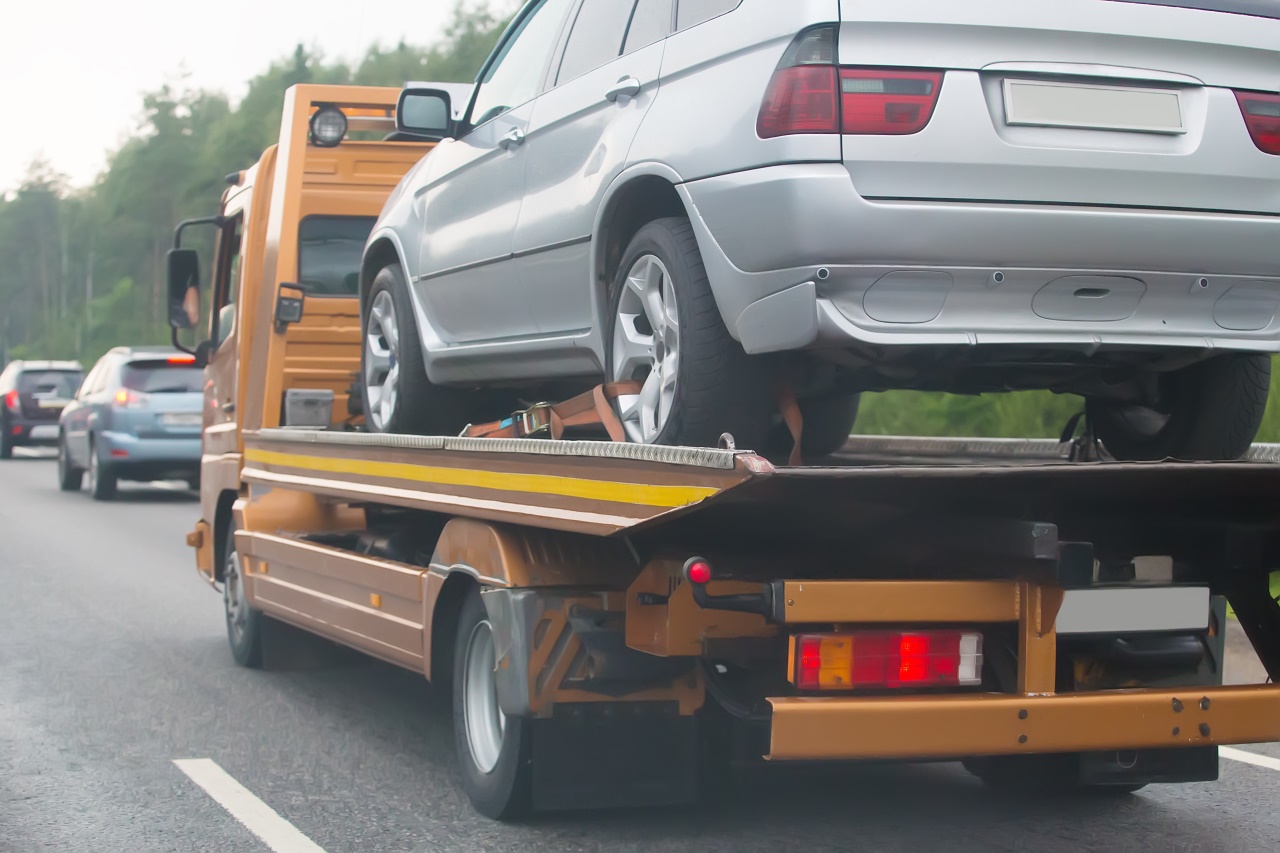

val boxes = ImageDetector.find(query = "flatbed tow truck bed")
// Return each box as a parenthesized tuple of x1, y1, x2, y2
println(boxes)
(213, 427, 1280, 812)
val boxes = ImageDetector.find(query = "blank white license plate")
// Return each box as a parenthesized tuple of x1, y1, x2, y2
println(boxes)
(36, 398, 67, 409)
(1056, 586, 1209, 635)
(162, 413, 202, 427)
(28, 424, 60, 440)
(1003, 79, 1185, 134)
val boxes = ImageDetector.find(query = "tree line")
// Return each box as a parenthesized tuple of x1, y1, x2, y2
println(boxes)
(3, 1, 1278, 441)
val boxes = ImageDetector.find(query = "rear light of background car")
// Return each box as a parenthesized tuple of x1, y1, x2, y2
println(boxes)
(4, 390, 18, 411)
(114, 389, 146, 408)
(1235, 90, 1280, 155)
(168, 354, 196, 364)
(794, 630, 983, 690)
(840, 69, 943, 134)
(758, 25, 943, 139)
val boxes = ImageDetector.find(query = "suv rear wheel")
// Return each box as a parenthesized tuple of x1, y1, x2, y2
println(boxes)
(88, 440, 118, 501)
(361, 265, 468, 435)
(1088, 353, 1270, 461)
(606, 218, 772, 451)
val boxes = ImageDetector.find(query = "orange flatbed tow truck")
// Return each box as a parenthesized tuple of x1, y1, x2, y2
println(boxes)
(169, 84, 1280, 819)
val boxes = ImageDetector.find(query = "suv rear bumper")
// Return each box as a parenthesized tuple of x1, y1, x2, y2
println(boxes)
(98, 430, 201, 480)
(679, 164, 1280, 355)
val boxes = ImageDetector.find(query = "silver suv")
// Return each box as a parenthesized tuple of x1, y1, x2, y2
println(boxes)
(362, 0, 1280, 460)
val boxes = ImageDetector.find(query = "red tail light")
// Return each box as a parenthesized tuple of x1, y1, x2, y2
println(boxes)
(794, 630, 983, 690)
(168, 354, 196, 364)
(4, 390, 18, 411)
(1235, 90, 1280, 155)
(114, 389, 145, 408)
(840, 69, 944, 135)
(758, 25, 943, 139)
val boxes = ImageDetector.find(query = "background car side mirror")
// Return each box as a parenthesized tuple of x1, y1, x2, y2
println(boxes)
(167, 248, 200, 330)
(396, 88, 453, 140)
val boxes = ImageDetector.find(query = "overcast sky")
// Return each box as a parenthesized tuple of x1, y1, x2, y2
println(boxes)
(1, 0, 465, 192)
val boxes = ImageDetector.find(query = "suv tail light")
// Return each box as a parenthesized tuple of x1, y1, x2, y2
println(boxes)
(114, 389, 146, 409)
(1235, 90, 1280, 155)
(4, 390, 18, 411)
(794, 630, 983, 690)
(758, 25, 943, 139)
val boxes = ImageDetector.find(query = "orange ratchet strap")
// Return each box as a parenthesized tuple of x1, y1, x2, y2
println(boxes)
(463, 381, 642, 442)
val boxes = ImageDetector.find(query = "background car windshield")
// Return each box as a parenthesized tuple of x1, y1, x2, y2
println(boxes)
(298, 217, 376, 296)
(19, 371, 81, 397)
(122, 363, 204, 393)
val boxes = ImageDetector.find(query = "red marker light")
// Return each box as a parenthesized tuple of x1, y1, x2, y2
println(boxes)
(686, 560, 712, 585)
(168, 355, 196, 364)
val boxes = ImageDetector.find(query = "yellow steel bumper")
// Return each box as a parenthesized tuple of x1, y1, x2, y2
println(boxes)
(768, 684, 1280, 761)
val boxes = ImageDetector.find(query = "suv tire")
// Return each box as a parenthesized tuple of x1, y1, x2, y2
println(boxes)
(605, 217, 772, 450)
(1088, 353, 1270, 461)
(57, 437, 83, 491)
(361, 265, 468, 435)
(88, 439, 118, 501)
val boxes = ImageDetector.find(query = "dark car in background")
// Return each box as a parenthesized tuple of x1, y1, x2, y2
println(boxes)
(0, 360, 85, 459)
(57, 346, 204, 500)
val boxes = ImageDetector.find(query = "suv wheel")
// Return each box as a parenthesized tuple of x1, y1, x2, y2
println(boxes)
(88, 440, 118, 501)
(1088, 353, 1270, 461)
(361, 265, 467, 435)
(57, 438, 83, 491)
(0, 418, 13, 460)
(606, 217, 771, 450)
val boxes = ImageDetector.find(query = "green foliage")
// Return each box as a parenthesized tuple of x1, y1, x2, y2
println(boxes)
(0, 1, 512, 368)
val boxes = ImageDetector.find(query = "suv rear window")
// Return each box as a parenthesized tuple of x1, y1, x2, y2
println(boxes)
(19, 370, 81, 397)
(298, 216, 376, 296)
(122, 362, 205, 394)
(1106, 0, 1280, 19)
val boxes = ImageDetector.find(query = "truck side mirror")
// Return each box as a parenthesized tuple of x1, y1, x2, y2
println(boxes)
(396, 88, 453, 140)
(167, 248, 201, 330)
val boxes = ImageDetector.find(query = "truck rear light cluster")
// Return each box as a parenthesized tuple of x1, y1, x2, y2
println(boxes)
(757, 25, 943, 139)
(794, 630, 983, 690)
(1235, 90, 1280, 155)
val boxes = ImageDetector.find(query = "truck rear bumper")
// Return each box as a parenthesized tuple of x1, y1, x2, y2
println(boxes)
(767, 684, 1280, 761)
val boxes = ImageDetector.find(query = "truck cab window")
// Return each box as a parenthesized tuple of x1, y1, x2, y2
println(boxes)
(468, 0, 577, 127)
(298, 216, 376, 296)
(212, 215, 244, 346)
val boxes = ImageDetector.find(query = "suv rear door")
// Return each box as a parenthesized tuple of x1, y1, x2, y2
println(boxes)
(18, 369, 82, 421)
(512, 0, 671, 337)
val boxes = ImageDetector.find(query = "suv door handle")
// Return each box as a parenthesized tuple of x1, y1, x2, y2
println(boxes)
(605, 76, 642, 103)
(498, 127, 525, 150)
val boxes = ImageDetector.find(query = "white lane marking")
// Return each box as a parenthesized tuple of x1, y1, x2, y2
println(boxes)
(1221, 746, 1280, 773)
(174, 758, 327, 853)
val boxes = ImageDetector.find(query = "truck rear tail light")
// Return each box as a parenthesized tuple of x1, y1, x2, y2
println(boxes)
(794, 630, 983, 690)
(4, 390, 18, 411)
(840, 69, 943, 135)
(1235, 90, 1280, 155)
(757, 26, 943, 138)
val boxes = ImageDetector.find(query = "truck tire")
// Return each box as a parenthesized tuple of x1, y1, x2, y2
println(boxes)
(1088, 354, 1270, 461)
(963, 755, 1145, 796)
(224, 521, 264, 668)
(452, 588, 530, 820)
(57, 437, 83, 491)
(361, 265, 468, 436)
(605, 217, 773, 451)
(765, 392, 860, 462)
(88, 440, 118, 501)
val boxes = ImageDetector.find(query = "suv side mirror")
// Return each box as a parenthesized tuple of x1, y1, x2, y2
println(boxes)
(396, 88, 453, 140)
(167, 248, 200, 330)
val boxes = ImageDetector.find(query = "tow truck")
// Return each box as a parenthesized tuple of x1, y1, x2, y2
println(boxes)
(167, 83, 1280, 819)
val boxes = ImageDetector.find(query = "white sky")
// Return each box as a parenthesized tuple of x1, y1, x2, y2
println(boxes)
(1, 0, 466, 192)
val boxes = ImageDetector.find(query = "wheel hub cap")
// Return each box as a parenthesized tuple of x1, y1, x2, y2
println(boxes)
(610, 254, 680, 443)
(364, 290, 401, 432)
(462, 619, 506, 774)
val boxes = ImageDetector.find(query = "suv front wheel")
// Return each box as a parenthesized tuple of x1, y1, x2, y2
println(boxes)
(1088, 353, 1270, 461)
(605, 217, 772, 451)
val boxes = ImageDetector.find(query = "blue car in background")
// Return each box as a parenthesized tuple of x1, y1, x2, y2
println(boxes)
(57, 346, 205, 500)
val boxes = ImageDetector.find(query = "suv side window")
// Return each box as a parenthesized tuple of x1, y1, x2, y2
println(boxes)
(556, 0, 634, 85)
(675, 0, 739, 30)
(469, 0, 577, 127)
(623, 0, 672, 54)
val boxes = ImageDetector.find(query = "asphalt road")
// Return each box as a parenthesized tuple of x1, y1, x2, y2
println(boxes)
(1, 450, 1278, 852)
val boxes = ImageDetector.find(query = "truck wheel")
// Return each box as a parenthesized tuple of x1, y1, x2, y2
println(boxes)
(57, 437, 83, 491)
(361, 265, 467, 435)
(765, 392, 860, 461)
(1088, 353, 1270, 461)
(606, 217, 772, 451)
(963, 755, 1145, 796)
(224, 521, 264, 668)
(88, 440, 118, 501)
(452, 588, 530, 820)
